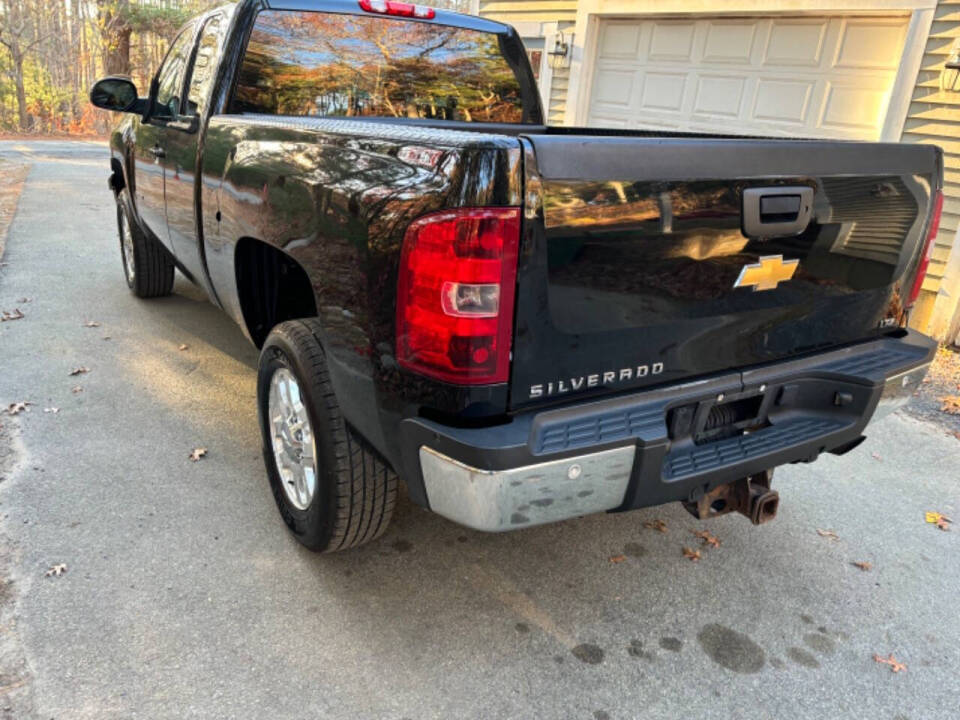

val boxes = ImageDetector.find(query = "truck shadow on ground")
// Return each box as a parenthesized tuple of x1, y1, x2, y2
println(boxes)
(293, 483, 852, 680)
(148, 275, 260, 370)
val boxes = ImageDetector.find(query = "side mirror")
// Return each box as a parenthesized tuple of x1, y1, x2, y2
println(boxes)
(89, 77, 145, 114)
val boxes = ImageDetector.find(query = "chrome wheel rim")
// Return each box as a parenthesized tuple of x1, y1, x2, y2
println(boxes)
(268, 368, 317, 510)
(120, 211, 135, 284)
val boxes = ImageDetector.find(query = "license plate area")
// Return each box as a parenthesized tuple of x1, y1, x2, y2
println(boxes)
(668, 391, 770, 446)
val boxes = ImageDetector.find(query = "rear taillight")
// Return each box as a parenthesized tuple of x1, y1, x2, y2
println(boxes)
(907, 189, 943, 307)
(359, 0, 436, 19)
(396, 208, 521, 385)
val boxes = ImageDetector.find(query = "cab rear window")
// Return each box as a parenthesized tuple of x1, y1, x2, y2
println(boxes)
(230, 10, 527, 124)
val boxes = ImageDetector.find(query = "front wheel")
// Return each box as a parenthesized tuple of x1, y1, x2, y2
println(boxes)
(257, 319, 397, 552)
(116, 189, 174, 298)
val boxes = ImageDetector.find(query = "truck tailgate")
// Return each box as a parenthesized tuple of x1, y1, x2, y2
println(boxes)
(510, 136, 941, 410)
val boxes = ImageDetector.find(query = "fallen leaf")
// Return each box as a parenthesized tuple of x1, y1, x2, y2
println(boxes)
(71, 386, 83, 394)
(16, 297, 31, 303)
(953, 431, 960, 441)
(1, 308, 24, 321)
(816, 528, 839, 541)
(692, 530, 721, 548)
(925, 511, 952, 531)
(608, 554, 627, 564)
(941, 396, 960, 415)
(102, 336, 111, 341)
(43, 407, 59, 414)
(870, 452, 882, 461)
(178, 344, 189, 351)
(681, 546, 701, 562)
(852, 561, 873, 571)
(6, 401, 31, 415)
(189, 447, 207, 462)
(44, 563, 67, 578)
(83, 320, 100, 328)
(643, 519, 668, 533)
(873, 653, 906, 673)
(68, 367, 89, 376)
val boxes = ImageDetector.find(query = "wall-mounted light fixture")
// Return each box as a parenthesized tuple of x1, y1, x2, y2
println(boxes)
(941, 37, 960, 92)
(548, 30, 573, 69)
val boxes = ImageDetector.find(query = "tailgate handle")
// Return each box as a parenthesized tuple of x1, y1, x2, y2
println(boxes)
(742, 186, 813, 238)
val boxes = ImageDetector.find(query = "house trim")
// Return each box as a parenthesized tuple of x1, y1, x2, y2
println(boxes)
(509, 20, 558, 113)
(563, 0, 939, 138)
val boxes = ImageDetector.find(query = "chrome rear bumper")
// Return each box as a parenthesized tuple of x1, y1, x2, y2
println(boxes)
(872, 362, 930, 421)
(419, 445, 635, 531)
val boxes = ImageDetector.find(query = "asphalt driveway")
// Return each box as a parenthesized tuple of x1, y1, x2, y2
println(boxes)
(1, 140, 959, 720)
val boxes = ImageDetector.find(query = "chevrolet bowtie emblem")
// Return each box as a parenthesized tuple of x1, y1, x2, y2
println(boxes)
(733, 255, 799, 292)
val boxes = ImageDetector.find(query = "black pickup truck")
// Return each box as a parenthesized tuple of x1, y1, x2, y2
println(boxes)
(89, 0, 941, 552)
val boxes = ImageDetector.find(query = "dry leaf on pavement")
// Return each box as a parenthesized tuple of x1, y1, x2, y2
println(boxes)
(925, 511, 952, 531)
(817, 528, 839, 541)
(83, 320, 101, 327)
(643, 519, 668, 533)
(940, 396, 960, 415)
(873, 653, 906, 673)
(608, 554, 627, 564)
(178, 344, 189, 351)
(692, 530, 721, 548)
(71, 386, 83, 394)
(44, 563, 67, 578)
(189, 447, 208, 462)
(68, 367, 89, 376)
(43, 407, 59, 414)
(6, 401, 31, 415)
(16, 297, 30, 303)
(852, 561, 873, 571)
(681, 546, 701, 562)
(1, 308, 24, 321)
(870, 452, 882, 461)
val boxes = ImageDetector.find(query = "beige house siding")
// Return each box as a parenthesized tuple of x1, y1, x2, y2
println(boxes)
(478, 0, 577, 23)
(900, 0, 960, 339)
(478, 0, 576, 123)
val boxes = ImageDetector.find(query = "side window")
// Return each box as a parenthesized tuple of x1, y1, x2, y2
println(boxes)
(154, 26, 196, 119)
(185, 14, 226, 117)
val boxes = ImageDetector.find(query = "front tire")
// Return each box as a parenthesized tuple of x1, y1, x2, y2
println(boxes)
(116, 189, 174, 298)
(257, 319, 397, 552)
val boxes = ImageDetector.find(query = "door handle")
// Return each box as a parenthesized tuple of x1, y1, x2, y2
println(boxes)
(149, 146, 166, 159)
(742, 186, 813, 238)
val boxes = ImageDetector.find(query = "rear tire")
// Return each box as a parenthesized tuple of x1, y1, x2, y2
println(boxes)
(116, 189, 174, 298)
(257, 319, 397, 552)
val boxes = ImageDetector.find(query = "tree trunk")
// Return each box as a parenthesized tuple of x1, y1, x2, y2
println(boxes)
(13, 52, 29, 131)
(104, 26, 131, 76)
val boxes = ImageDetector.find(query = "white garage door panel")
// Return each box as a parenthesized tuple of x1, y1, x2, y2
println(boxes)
(588, 15, 910, 139)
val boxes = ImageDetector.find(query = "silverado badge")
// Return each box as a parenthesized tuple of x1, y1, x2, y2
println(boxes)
(733, 255, 799, 292)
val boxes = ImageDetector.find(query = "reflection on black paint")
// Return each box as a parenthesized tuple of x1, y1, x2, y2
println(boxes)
(543, 176, 919, 333)
(508, 160, 933, 410)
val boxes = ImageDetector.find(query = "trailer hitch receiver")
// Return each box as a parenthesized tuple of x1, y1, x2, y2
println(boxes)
(682, 470, 779, 525)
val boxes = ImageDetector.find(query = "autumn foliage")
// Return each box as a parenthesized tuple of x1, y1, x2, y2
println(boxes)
(0, 0, 474, 135)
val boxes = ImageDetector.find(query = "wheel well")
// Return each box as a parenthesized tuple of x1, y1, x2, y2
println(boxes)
(235, 238, 318, 348)
(110, 158, 125, 193)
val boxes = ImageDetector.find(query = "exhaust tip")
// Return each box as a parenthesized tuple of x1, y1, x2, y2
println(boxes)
(751, 490, 779, 525)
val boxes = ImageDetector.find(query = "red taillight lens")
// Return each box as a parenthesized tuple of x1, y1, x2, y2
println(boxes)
(359, 0, 436, 19)
(907, 189, 943, 308)
(396, 208, 521, 385)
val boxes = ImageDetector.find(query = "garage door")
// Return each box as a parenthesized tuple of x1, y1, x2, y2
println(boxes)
(587, 16, 909, 140)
